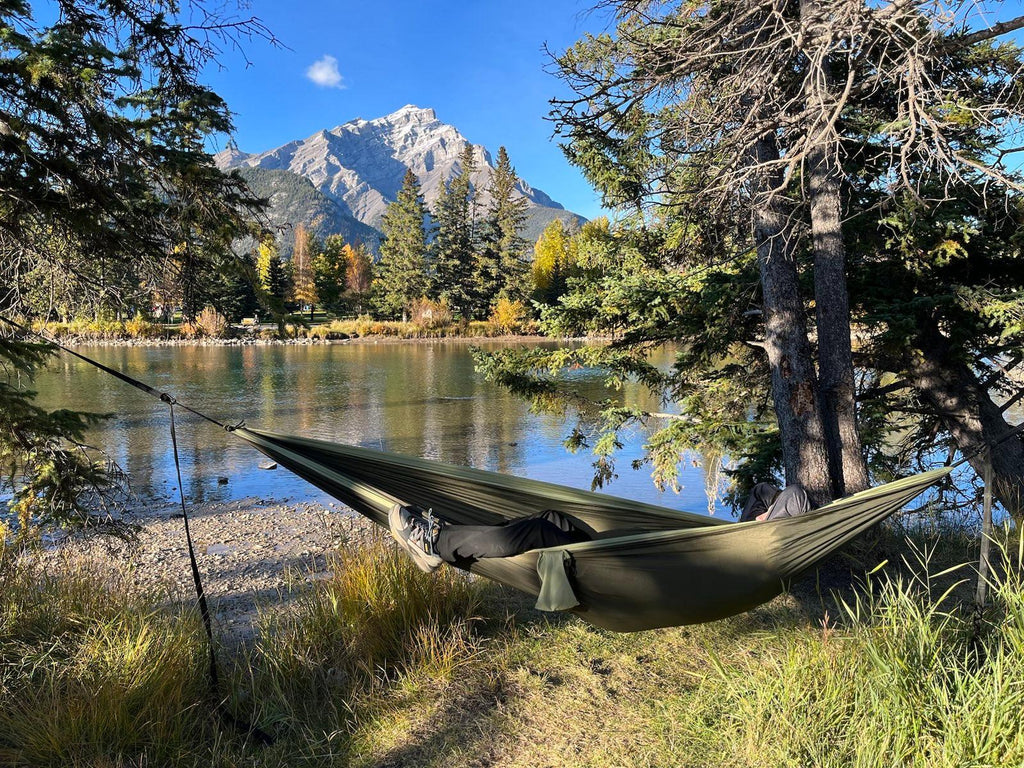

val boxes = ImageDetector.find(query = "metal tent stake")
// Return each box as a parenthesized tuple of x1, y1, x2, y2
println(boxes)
(975, 447, 994, 610)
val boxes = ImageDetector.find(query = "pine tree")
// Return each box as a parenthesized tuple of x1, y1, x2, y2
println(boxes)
(0, 0, 269, 532)
(214, 252, 259, 322)
(313, 234, 348, 314)
(431, 144, 478, 318)
(482, 0, 1024, 512)
(374, 168, 428, 320)
(477, 146, 529, 313)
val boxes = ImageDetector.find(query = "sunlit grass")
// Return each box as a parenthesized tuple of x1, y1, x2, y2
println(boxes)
(239, 534, 485, 734)
(0, 555, 209, 766)
(1, 525, 1023, 766)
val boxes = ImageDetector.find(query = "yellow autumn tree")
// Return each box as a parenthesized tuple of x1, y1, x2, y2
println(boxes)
(531, 218, 576, 304)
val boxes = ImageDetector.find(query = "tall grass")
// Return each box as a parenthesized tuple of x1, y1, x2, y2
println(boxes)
(241, 535, 485, 734)
(298, 316, 538, 340)
(34, 315, 168, 341)
(3, 527, 1024, 766)
(0, 535, 486, 765)
(695, 539, 1024, 767)
(0, 555, 209, 766)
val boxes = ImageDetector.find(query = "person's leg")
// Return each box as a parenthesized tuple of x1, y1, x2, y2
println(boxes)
(514, 509, 589, 535)
(436, 512, 591, 562)
(740, 482, 781, 522)
(765, 485, 812, 520)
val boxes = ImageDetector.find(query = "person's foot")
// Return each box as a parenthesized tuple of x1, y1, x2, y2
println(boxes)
(388, 504, 443, 573)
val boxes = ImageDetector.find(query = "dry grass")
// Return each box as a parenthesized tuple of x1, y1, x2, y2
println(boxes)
(2, 526, 1023, 766)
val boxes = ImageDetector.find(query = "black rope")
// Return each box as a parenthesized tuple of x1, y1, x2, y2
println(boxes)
(0, 315, 270, 744)
(167, 402, 220, 689)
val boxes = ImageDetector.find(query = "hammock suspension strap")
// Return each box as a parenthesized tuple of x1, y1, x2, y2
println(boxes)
(167, 401, 219, 690)
(0, 316, 269, 742)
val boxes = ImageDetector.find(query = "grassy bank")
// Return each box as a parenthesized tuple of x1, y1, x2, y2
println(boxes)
(31, 315, 539, 343)
(2, 529, 1022, 767)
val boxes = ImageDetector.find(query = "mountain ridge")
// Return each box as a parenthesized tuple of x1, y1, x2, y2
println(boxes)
(216, 105, 584, 248)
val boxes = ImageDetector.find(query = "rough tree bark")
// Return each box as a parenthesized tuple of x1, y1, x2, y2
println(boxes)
(806, 148, 870, 497)
(906, 321, 1024, 518)
(753, 137, 833, 507)
(802, 0, 871, 498)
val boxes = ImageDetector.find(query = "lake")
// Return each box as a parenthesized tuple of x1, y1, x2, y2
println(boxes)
(32, 340, 731, 517)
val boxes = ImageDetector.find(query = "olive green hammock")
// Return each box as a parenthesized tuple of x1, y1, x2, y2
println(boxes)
(233, 428, 950, 633)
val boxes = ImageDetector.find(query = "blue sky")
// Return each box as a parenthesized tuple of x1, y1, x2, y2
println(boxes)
(201, 0, 609, 219)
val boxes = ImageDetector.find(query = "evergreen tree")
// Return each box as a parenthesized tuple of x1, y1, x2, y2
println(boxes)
(313, 234, 348, 314)
(481, 1, 1024, 513)
(476, 146, 529, 313)
(431, 144, 478, 318)
(473, 224, 502, 319)
(177, 233, 261, 323)
(214, 252, 259, 322)
(374, 169, 428, 319)
(0, 0, 269, 533)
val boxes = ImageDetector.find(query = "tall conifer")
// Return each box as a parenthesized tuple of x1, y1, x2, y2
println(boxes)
(431, 144, 478, 318)
(476, 146, 529, 315)
(374, 168, 428, 320)
(312, 234, 348, 314)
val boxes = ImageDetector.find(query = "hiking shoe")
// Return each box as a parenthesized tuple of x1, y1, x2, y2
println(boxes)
(388, 503, 443, 573)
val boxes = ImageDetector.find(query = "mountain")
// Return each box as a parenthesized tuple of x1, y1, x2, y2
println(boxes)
(236, 167, 380, 259)
(216, 105, 585, 248)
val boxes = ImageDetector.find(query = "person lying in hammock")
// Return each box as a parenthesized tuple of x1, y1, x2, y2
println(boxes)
(389, 506, 593, 573)
(389, 481, 813, 573)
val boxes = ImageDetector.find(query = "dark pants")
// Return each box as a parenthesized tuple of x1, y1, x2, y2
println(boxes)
(739, 482, 812, 522)
(435, 509, 591, 564)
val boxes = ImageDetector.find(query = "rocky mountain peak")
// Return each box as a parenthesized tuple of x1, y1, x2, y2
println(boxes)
(215, 105, 582, 244)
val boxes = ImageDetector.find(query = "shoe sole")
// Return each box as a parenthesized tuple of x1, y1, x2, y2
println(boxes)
(388, 504, 441, 573)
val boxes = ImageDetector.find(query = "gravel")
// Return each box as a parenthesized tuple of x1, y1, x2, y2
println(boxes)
(35, 495, 383, 645)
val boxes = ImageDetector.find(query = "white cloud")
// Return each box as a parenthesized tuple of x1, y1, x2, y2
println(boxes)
(306, 55, 345, 89)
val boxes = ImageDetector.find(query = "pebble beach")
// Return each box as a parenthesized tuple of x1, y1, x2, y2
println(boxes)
(34, 493, 381, 645)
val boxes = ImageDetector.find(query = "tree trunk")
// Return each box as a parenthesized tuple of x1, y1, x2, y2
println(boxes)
(752, 137, 833, 507)
(802, 0, 870, 498)
(906, 321, 1024, 517)
(806, 148, 870, 497)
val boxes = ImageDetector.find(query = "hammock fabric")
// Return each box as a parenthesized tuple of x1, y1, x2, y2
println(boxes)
(234, 428, 950, 633)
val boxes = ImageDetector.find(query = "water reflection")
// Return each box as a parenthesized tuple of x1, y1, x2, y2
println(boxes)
(33, 341, 727, 515)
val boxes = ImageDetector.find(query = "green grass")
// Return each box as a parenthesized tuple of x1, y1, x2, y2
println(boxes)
(2, 527, 1023, 766)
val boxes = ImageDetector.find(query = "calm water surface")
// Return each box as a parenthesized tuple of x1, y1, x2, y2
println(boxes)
(33, 341, 729, 516)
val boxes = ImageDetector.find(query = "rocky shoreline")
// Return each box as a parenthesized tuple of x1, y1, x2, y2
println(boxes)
(52, 332, 555, 348)
(38, 495, 380, 645)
